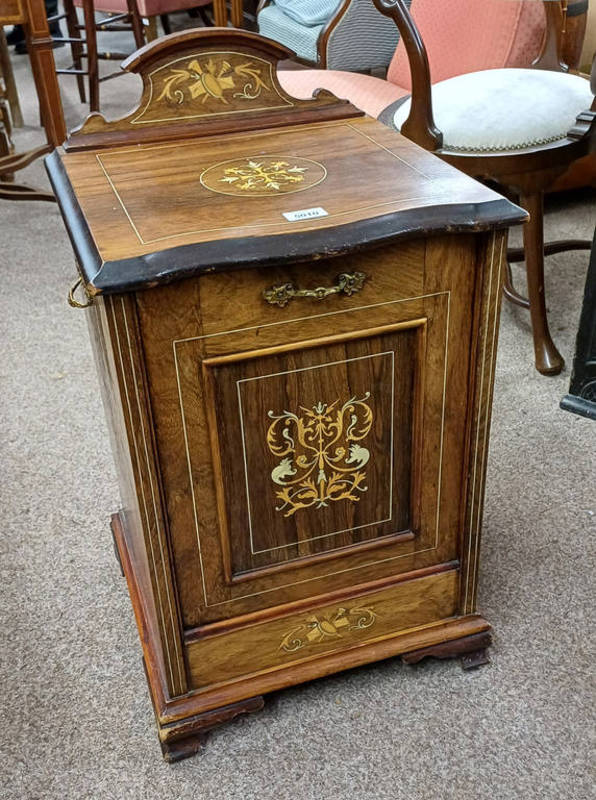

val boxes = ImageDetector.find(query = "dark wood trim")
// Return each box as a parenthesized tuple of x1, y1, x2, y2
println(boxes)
(44, 149, 103, 288)
(43, 155, 527, 296)
(317, 0, 351, 69)
(402, 630, 492, 669)
(123, 27, 295, 72)
(63, 102, 363, 154)
(158, 696, 265, 762)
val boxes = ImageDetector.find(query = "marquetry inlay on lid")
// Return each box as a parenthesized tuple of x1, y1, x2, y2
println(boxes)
(46, 29, 527, 296)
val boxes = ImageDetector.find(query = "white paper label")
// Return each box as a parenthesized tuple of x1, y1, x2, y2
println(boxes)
(282, 207, 328, 222)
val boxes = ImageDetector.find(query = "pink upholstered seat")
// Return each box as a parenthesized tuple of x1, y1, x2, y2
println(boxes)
(74, 0, 210, 16)
(279, 0, 546, 119)
(278, 69, 409, 119)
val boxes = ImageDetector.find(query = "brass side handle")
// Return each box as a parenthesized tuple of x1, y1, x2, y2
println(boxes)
(68, 277, 94, 308)
(263, 271, 366, 308)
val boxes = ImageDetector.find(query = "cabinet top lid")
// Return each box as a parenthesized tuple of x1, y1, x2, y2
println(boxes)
(46, 31, 526, 296)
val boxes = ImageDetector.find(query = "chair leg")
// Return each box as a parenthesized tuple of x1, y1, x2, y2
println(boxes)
(144, 15, 158, 41)
(196, 6, 214, 26)
(231, 0, 244, 28)
(503, 259, 530, 309)
(160, 14, 171, 35)
(63, 0, 86, 103)
(81, 0, 99, 112)
(125, 0, 146, 48)
(520, 191, 564, 375)
(0, 29, 24, 127)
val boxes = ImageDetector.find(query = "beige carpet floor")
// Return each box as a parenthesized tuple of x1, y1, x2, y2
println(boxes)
(1, 24, 595, 800)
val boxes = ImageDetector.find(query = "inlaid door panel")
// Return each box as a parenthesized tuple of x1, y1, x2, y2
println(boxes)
(136, 236, 480, 628)
(204, 324, 419, 579)
(170, 293, 456, 625)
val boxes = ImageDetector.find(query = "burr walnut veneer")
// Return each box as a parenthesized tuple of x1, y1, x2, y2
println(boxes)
(46, 29, 526, 761)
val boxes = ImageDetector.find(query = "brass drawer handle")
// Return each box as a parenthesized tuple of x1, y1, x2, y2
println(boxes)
(263, 271, 366, 308)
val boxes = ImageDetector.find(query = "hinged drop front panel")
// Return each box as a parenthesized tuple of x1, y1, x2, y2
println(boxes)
(136, 235, 481, 629)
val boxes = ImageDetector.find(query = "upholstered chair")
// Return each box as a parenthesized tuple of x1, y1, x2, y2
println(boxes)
(257, 0, 406, 72)
(280, 0, 596, 375)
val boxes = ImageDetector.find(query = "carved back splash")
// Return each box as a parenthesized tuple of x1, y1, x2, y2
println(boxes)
(65, 29, 360, 151)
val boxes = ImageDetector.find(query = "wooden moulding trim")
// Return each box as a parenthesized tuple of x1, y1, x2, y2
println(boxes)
(160, 613, 491, 724)
(62, 103, 363, 154)
(43, 153, 527, 297)
(111, 511, 170, 718)
(202, 318, 427, 367)
(228, 530, 416, 585)
(185, 559, 458, 643)
(44, 150, 103, 291)
(63, 28, 362, 153)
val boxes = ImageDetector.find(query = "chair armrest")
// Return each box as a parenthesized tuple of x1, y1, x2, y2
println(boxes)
(371, 0, 442, 150)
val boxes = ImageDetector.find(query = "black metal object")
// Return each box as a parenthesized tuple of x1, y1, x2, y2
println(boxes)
(561, 227, 596, 421)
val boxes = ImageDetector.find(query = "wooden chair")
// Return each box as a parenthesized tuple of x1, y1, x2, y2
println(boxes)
(76, 0, 218, 42)
(0, 27, 23, 128)
(280, 0, 595, 374)
(56, 0, 222, 112)
(53, 0, 145, 112)
(0, 0, 65, 202)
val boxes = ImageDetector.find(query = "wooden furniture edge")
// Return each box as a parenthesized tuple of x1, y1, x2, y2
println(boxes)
(43, 151, 527, 297)
(45, 149, 103, 290)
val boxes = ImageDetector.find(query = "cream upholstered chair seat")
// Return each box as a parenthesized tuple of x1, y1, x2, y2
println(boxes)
(393, 68, 594, 153)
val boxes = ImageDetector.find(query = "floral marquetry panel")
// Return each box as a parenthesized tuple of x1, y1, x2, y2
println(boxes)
(131, 53, 293, 125)
(200, 156, 326, 196)
(203, 330, 419, 578)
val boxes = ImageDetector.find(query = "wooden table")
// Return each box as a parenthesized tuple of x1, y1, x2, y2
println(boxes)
(0, 0, 66, 200)
(46, 28, 526, 761)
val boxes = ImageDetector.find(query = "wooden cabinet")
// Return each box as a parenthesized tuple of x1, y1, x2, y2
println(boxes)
(47, 28, 526, 761)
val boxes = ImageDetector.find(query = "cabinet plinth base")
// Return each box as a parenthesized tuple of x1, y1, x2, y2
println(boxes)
(158, 696, 265, 763)
(401, 630, 492, 670)
(111, 510, 492, 762)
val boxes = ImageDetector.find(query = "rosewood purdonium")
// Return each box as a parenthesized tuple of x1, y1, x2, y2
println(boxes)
(46, 29, 526, 761)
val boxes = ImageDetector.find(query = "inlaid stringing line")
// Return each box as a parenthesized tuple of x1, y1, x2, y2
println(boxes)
(236, 351, 395, 555)
(464, 230, 497, 613)
(173, 338, 210, 607)
(110, 298, 178, 693)
(471, 233, 505, 608)
(174, 292, 450, 608)
(95, 120, 451, 248)
(102, 185, 461, 247)
(174, 290, 449, 346)
(121, 298, 185, 691)
(95, 155, 144, 245)
(435, 290, 450, 548)
(345, 122, 431, 180)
